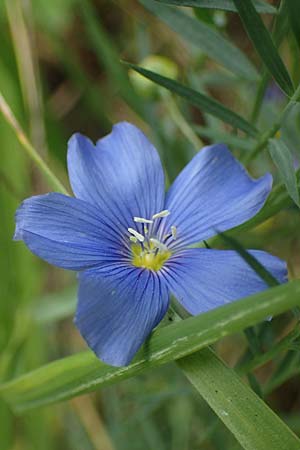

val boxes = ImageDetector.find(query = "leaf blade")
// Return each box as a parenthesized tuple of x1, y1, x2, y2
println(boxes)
(126, 63, 258, 136)
(217, 231, 280, 287)
(268, 138, 300, 206)
(223, 167, 300, 235)
(1, 281, 300, 412)
(233, 0, 294, 96)
(140, 0, 259, 80)
(154, 0, 277, 14)
(179, 348, 300, 450)
(286, 0, 300, 50)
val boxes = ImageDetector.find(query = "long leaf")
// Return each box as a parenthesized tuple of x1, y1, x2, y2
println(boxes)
(78, 1, 145, 118)
(226, 168, 300, 234)
(233, 0, 294, 96)
(193, 124, 254, 150)
(179, 348, 300, 450)
(154, 0, 277, 14)
(126, 63, 257, 136)
(217, 232, 279, 287)
(1, 281, 300, 412)
(286, 0, 300, 50)
(140, 0, 259, 81)
(268, 138, 300, 207)
(33, 286, 77, 324)
(263, 351, 300, 395)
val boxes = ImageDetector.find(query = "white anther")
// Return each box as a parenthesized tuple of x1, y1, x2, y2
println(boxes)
(128, 228, 144, 242)
(152, 209, 170, 219)
(133, 217, 153, 224)
(171, 226, 177, 240)
(130, 236, 138, 243)
(150, 238, 169, 252)
(143, 225, 149, 235)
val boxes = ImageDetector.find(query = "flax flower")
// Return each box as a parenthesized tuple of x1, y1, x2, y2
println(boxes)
(14, 122, 287, 366)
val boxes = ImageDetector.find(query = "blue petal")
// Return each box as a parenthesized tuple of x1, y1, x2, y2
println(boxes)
(74, 268, 169, 366)
(67, 122, 165, 233)
(160, 144, 272, 249)
(162, 248, 287, 315)
(14, 193, 127, 270)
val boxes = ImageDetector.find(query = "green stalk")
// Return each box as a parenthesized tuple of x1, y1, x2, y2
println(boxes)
(249, 0, 289, 125)
(161, 91, 203, 150)
(250, 72, 269, 124)
(178, 347, 300, 450)
(245, 82, 300, 163)
(0, 92, 69, 195)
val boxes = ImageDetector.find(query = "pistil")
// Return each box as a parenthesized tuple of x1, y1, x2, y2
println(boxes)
(128, 209, 176, 271)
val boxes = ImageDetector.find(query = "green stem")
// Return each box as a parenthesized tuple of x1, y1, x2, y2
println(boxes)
(249, 0, 288, 126)
(0, 92, 69, 195)
(250, 72, 269, 124)
(161, 90, 203, 150)
(245, 82, 300, 164)
(238, 324, 300, 375)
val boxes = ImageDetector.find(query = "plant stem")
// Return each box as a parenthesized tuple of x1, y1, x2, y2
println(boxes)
(250, 72, 269, 124)
(0, 92, 69, 195)
(245, 82, 300, 164)
(249, 0, 289, 125)
(161, 90, 203, 150)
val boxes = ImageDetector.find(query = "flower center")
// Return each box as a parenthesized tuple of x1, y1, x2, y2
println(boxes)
(128, 210, 176, 271)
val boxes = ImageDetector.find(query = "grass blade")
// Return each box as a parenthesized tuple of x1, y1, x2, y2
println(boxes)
(33, 286, 77, 324)
(140, 0, 259, 81)
(193, 125, 254, 151)
(268, 138, 300, 207)
(154, 0, 277, 14)
(233, 0, 294, 96)
(79, 0, 145, 119)
(126, 63, 257, 136)
(224, 168, 300, 235)
(263, 351, 300, 395)
(217, 231, 280, 288)
(286, 0, 300, 50)
(178, 348, 300, 450)
(1, 281, 300, 412)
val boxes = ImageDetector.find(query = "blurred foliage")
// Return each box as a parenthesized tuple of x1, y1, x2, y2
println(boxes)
(0, 0, 300, 449)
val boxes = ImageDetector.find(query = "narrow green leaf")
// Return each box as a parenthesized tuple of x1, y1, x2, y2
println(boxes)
(126, 63, 257, 136)
(179, 348, 300, 450)
(193, 124, 254, 150)
(233, 0, 294, 96)
(1, 281, 300, 412)
(217, 232, 279, 287)
(155, 0, 277, 14)
(239, 325, 300, 374)
(268, 138, 300, 206)
(286, 0, 300, 50)
(225, 168, 300, 235)
(78, 0, 145, 118)
(33, 286, 77, 324)
(140, 0, 259, 80)
(263, 351, 300, 395)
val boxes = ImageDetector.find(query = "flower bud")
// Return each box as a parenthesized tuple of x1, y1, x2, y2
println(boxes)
(129, 55, 178, 98)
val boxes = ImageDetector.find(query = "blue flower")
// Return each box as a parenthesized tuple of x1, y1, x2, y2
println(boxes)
(14, 122, 287, 366)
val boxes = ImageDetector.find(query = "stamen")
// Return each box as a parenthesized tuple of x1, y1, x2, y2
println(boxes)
(163, 233, 172, 241)
(150, 238, 169, 252)
(152, 209, 170, 220)
(171, 226, 177, 240)
(133, 217, 153, 224)
(130, 236, 138, 243)
(128, 228, 144, 242)
(143, 224, 148, 235)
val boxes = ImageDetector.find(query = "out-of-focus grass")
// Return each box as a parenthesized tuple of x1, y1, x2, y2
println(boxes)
(0, 1, 299, 449)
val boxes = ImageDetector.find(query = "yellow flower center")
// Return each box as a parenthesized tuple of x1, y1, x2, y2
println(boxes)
(131, 243, 171, 271)
(127, 210, 176, 272)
